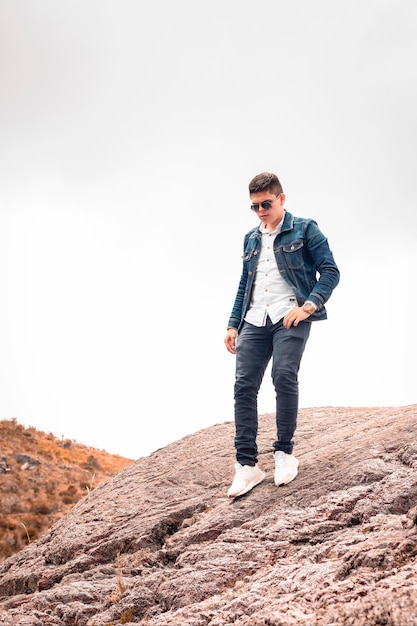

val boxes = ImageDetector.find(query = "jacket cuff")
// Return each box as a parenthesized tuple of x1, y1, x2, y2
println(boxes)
(306, 296, 321, 310)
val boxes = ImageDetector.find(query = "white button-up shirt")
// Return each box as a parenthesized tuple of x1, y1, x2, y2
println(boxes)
(244, 219, 297, 327)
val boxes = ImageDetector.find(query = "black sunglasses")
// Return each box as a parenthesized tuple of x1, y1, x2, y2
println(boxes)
(250, 200, 274, 212)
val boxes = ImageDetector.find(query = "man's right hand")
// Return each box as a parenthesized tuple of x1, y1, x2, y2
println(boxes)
(224, 328, 238, 354)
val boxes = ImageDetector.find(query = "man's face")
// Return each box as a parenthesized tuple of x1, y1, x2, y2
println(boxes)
(250, 191, 285, 230)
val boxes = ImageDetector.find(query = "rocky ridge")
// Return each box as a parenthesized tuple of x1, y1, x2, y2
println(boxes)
(0, 405, 416, 625)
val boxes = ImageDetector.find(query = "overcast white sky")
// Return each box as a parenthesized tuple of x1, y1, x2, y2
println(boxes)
(1, 0, 416, 460)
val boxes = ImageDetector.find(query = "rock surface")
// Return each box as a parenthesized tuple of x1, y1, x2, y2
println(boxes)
(0, 405, 417, 625)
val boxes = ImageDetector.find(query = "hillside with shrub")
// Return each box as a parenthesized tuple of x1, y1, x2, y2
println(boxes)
(0, 419, 133, 560)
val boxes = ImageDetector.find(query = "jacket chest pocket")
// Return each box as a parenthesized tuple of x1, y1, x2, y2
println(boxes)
(281, 240, 304, 269)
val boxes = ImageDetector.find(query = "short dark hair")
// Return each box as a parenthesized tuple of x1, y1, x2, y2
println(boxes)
(248, 172, 283, 196)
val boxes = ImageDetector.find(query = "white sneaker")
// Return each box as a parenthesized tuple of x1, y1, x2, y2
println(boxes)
(274, 451, 299, 486)
(227, 462, 266, 498)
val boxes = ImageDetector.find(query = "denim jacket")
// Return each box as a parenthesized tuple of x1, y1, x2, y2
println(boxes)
(227, 210, 340, 330)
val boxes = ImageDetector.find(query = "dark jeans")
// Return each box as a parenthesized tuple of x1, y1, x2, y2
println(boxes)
(234, 317, 311, 466)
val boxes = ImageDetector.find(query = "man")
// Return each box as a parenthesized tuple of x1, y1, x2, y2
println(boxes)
(224, 172, 340, 498)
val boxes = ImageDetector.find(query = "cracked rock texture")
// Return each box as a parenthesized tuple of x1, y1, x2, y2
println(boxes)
(0, 405, 417, 625)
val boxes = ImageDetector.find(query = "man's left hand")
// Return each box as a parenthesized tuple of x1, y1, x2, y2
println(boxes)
(283, 306, 312, 329)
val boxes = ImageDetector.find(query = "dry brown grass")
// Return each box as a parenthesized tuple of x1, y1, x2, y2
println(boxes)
(0, 418, 133, 560)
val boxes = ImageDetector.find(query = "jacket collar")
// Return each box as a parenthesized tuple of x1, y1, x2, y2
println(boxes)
(281, 210, 294, 232)
(249, 210, 294, 239)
